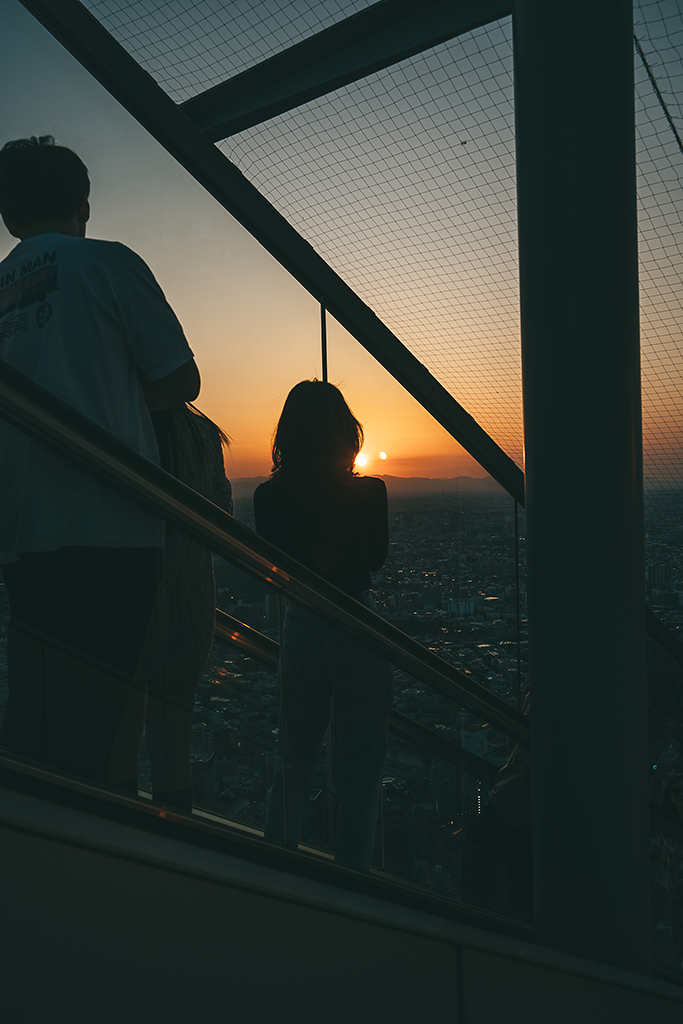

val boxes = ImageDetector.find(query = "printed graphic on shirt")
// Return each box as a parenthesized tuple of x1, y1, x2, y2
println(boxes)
(36, 302, 53, 328)
(0, 310, 29, 343)
(0, 253, 59, 333)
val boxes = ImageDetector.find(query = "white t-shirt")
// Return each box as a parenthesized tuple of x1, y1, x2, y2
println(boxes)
(0, 233, 194, 562)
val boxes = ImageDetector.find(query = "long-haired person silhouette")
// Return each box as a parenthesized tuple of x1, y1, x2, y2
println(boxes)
(113, 404, 232, 811)
(254, 380, 393, 871)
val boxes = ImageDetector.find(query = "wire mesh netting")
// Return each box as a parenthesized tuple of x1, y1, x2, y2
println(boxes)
(83, 1, 683, 492)
(220, 17, 524, 467)
(81, 0, 375, 103)
(634, 0, 683, 492)
(216, 5, 683, 488)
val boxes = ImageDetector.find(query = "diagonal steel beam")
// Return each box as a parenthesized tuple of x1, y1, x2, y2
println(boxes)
(19, 0, 524, 503)
(179, 0, 512, 141)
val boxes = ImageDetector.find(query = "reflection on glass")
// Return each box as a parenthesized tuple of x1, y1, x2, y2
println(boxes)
(157, 630, 280, 826)
(648, 636, 683, 975)
(0, 403, 235, 805)
(215, 560, 279, 634)
(649, 638, 683, 807)
(650, 813, 683, 975)
(0, 444, 162, 790)
(516, 501, 529, 710)
(0, 404, 537, 920)
(644, 489, 683, 644)
(326, 314, 526, 705)
(377, 716, 532, 923)
(371, 490, 524, 703)
(0, 579, 8, 734)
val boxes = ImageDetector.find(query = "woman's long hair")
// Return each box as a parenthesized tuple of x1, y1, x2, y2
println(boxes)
(152, 403, 230, 475)
(271, 380, 363, 476)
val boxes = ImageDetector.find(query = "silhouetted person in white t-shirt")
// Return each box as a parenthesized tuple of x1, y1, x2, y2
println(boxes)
(0, 135, 200, 788)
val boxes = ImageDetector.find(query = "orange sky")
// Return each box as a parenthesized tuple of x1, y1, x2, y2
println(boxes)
(3, 3, 683, 490)
(0, 3, 489, 483)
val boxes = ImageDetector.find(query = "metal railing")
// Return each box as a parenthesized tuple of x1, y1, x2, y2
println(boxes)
(217, 604, 683, 860)
(4, 359, 683, 963)
(216, 608, 500, 783)
(0, 360, 528, 744)
(0, 361, 522, 919)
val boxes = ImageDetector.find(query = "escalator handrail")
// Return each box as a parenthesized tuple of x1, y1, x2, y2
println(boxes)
(215, 608, 280, 665)
(0, 360, 529, 744)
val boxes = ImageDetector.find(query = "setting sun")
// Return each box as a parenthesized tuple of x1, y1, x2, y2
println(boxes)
(355, 453, 368, 467)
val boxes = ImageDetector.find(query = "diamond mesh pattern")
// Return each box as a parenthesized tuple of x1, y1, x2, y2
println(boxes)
(635, 0, 683, 489)
(81, 0, 683, 488)
(81, 0, 375, 102)
(220, 19, 524, 466)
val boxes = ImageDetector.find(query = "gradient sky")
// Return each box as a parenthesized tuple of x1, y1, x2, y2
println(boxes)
(2, 2, 682, 489)
(0, 1, 489, 482)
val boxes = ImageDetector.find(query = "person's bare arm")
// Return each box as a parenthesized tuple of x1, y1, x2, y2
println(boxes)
(142, 358, 200, 411)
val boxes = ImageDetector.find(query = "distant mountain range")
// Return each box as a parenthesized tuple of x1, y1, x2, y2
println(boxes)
(231, 475, 504, 501)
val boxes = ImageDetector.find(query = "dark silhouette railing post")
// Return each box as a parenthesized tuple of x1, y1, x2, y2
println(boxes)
(514, 0, 650, 972)
(321, 302, 328, 383)
(277, 593, 288, 847)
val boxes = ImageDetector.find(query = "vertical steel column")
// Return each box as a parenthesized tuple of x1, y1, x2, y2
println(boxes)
(514, 500, 522, 712)
(320, 297, 333, 837)
(321, 303, 329, 383)
(514, 0, 650, 972)
(277, 594, 288, 846)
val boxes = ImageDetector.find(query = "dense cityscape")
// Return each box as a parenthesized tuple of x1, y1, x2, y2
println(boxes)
(173, 487, 528, 892)
(0, 485, 682, 905)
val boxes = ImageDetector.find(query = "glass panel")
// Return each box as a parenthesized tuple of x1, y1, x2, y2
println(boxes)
(0, 402, 536, 908)
(0, 411, 284, 826)
(379, 718, 532, 924)
(0, 572, 9, 734)
(648, 635, 683, 976)
(179, 621, 279, 827)
(648, 636, 683, 806)
(0, 1, 530, 894)
(326, 312, 525, 705)
(392, 672, 514, 773)
(650, 810, 683, 977)
(644, 489, 683, 642)
(0, 420, 167, 794)
(515, 500, 529, 712)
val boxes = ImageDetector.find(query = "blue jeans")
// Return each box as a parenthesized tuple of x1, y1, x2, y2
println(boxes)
(264, 596, 394, 871)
